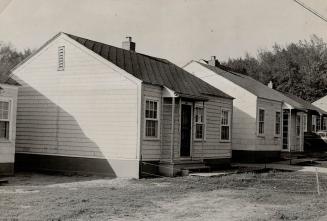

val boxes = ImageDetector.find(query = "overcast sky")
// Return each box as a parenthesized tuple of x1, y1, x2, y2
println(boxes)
(1, 0, 327, 65)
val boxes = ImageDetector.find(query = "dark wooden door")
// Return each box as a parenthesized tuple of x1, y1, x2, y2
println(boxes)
(180, 104, 192, 157)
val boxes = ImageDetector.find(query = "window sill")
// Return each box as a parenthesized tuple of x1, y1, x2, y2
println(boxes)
(274, 135, 281, 138)
(143, 137, 160, 141)
(194, 139, 206, 142)
(257, 135, 265, 138)
(220, 140, 231, 143)
(0, 139, 11, 143)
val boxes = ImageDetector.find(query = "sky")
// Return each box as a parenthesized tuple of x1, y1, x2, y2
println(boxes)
(1, 0, 327, 65)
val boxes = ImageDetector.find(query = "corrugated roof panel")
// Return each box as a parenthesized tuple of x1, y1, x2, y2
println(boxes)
(65, 33, 232, 99)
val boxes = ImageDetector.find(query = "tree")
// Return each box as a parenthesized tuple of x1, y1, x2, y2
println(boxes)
(0, 42, 33, 81)
(222, 35, 327, 102)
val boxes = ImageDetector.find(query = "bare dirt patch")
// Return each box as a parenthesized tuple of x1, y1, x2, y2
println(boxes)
(1, 171, 327, 220)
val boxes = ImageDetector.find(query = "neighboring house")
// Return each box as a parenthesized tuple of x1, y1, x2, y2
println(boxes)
(312, 96, 327, 131)
(284, 93, 327, 134)
(184, 57, 309, 162)
(0, 79, 19, 176)
(10, 32, 233, 178)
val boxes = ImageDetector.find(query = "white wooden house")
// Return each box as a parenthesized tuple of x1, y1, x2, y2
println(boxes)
(0, 80, 19, 176)
(10, 33, 233, 178)
(312, 96, 327, 131)
(184, 58, 309, 162)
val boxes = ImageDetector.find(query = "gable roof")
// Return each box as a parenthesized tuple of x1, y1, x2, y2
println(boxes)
(283, 93, 327, 115)
(65, 33, 232, 100)
(196, 61, 304, 109)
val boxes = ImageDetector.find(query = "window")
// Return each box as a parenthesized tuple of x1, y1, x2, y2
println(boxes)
(145, 99, 159, 138)
(58, 46, 65, 71)
(317, 116, 321, 131)
(312, 115, 317, 132)
(221, 109, 231, 141)
(303, 114, 307, 132)
(275, 111, 281, 136)
(195, 106, 205, 140)
(323, 117, 327, 131)
(296, 114, 301, 137)
(258, 109, 265, 135)
(0, 101, 10, 139)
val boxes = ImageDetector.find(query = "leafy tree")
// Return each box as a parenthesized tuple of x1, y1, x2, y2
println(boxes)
(0, 42, 33, 81)
(222, 35, 327, 102)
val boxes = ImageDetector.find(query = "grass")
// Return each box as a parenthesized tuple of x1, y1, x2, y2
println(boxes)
(1, 170, 327, 220)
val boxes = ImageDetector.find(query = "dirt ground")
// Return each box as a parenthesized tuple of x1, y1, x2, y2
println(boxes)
(1, 170, 327, 221)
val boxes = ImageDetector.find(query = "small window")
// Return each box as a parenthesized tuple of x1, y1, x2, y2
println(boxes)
(195, 106, 205, 140)
(58, 46, 65, 71)
(317, 116, 321, 131)
(296, 114, 301, 137)
(312, 115, 317, 132)
(258, 109, 265, 135)
(221, 109, 231, 141)
(303, 114, 307, 132)
(145, 99, 159, 138)
(322, 117, 327, 131)
(275, 111, 281, 136)
(0, 101, 10, 139)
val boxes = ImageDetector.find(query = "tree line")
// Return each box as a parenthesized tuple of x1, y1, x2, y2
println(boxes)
(1, 35, 327, 102)
(222, 35, 327, 102)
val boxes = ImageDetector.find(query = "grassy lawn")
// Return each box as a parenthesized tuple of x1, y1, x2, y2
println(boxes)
(1, 170, 327, 220)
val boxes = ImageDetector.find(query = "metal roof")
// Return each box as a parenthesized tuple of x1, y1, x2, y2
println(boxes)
(197, 62, 305, 110)
(65, 33, 232, 100)
(283, 93, 327, 115)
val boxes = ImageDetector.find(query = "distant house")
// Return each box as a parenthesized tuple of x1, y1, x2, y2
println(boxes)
(184, 57, 309, 162)
(284, 93, 327, 134)
(0, 79, 19, 176)
(312, 96, 327, 131)
(10, 33, 233, 178)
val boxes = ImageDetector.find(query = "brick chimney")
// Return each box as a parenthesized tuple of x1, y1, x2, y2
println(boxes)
(122, 36, 135, 51)
(267, 81, 273, 89)
(208, 56, 220, 67)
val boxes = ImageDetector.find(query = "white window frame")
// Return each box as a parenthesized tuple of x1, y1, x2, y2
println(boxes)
(144, 97, 160, 140)
(296, 113, 301, 137)
(274, 111, 281, 137)
(194, 104, 206, 141)
(303, 114, 307, 132)
(58, 46, 65, 71)
(312, 115, 317, 132)
(257, 108, 265, 136)
(220, 108, 231, 142)
(317, 115, 321, 131)
(0, 98, 12, 141)
(322, 117, 327, 131)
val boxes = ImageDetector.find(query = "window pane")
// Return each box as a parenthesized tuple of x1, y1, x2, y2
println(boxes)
(0, 121, 9, 139)
(196, 124, 203, 139)
(145, 120, 158, 137)
(221, 126, 230, 140)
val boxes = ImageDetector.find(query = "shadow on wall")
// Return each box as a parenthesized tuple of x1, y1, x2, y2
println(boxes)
(304, 132, 327, 152)
(15, 86, 118, 177)
(231, 106, 282, 163)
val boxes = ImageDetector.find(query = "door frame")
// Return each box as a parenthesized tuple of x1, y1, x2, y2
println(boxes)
(282, 109, 290, 151)
(180, 101, 193, 159)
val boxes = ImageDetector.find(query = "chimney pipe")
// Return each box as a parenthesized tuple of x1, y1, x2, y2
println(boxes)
(268, 81, 273, 89)
(208, 56, 220, 67)
(122, 36, 136, 51)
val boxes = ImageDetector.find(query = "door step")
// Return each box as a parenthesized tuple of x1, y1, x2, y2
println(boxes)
(159, 160, 210, 176)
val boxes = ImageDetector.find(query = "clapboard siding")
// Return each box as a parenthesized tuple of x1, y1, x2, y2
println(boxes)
(141, 84, 162, 160)
(12, 35, 141, 166)
(0, 85, 18, 165)
(256, 98, 283, 151)
(192, 97, 233, 159)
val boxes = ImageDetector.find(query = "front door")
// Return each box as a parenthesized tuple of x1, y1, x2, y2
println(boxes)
(282, 110, 289, 150)
(180, 104, 192, 157)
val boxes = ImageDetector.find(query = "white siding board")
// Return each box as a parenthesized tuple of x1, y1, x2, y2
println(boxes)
(12, 34, 141, 176)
